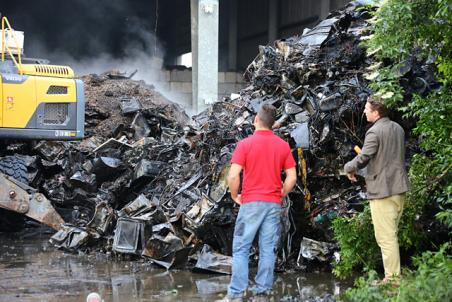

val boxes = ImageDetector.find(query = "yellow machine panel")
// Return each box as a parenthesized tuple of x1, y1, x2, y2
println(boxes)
(0, 15, 84, 140)
(35, 76, 77, 104)
(20, 64, 75, 78)
(2, 75, 36, 128)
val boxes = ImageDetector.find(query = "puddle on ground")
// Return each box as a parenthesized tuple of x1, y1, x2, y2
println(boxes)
(0, 232, 351, 301)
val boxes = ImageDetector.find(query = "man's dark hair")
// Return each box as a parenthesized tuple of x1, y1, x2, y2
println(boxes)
(367, 96, 389, 118)
(258, 103, 276, 129)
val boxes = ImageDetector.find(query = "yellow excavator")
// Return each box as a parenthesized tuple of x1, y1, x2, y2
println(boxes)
(0, 16, 84, 140)
(0, 15, 84, 230)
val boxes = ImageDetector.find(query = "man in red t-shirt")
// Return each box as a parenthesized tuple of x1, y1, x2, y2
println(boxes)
(226, 104, 297, 300)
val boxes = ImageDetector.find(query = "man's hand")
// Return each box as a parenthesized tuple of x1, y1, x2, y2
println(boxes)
(347, 172, 357, 182)
(280, 190, 287, 202)
(280, 188, 289, 201)
(281, 167, 297, 199)
(228, 164, 243, 205)
(231, 194, 241, 205)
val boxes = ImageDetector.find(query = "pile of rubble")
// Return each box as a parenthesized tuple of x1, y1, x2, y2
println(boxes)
(0, 1, 435, 273)
(82, 70, 190, 139)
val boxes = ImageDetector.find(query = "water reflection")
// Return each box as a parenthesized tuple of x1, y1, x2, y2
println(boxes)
(196, 276, 229, 295)
(0, 233, 350, 301)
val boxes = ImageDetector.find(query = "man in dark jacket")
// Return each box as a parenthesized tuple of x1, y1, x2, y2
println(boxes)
(344, 96, 409, 283)
(226, 104, 297, 300)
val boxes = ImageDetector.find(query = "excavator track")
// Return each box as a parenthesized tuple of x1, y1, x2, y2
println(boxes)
(0, 156, 28, 184)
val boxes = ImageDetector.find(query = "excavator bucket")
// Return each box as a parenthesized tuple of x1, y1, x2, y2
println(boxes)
(0, 173, 64, 230)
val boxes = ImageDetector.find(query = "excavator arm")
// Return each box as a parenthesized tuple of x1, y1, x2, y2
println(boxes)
(0, 173, 64, 230)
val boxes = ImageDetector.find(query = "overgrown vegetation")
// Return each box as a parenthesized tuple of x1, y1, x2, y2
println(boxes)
(332, 207, 378, 278)
(340, 244, 452, 302)
(332, 0, 451, 279)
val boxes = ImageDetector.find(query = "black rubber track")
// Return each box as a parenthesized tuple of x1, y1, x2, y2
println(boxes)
(0, 156, 29, 184)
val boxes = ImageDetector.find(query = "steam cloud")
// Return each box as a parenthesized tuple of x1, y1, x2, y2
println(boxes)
(1, 0, 192, 107)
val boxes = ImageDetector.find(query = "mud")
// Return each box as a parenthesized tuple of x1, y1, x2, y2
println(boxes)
(0, 233, 352, 302)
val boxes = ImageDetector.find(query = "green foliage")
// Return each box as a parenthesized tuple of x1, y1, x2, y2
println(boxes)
(339, 244, 452, 302)
(408, 151, 452, 231)
(366, 0, 452, 235)
(403, 51, 452, 236)
(363, 0, 439, 105)
(339, 270, 395, 302)
(332, 0, 451, 279)
(366, 0, 446, 62)
(417, 0, 452, 72)
(397, 191, 425, 250)
(366, 65, 404, 107)
(397, 244, 452, 301)
(332, 206, 379, 279)
(365, 1, 417, 62)
(332, 197, 424, 279)
(405, 86, 452, 153)
(363, 0, 449, 105)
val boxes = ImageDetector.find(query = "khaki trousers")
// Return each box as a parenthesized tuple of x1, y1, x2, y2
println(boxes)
(369, 194, 405, 278)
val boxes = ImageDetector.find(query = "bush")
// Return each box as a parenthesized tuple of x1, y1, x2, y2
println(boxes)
(332, 0, 451, 279)
(332, 198, 424, 279)
(332, 206, 379, 279)
(340, 244, 452, 302)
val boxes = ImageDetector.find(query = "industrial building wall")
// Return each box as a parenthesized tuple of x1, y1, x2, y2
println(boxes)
(235, 0, 350, 70)
(162, 0, 351, 71)
(152, 69, 246, 108)
(2, 0, 350, 73)
(236, 1, 270, 70)
(160, 0, 351, 108)
(279, 0, 322, 38)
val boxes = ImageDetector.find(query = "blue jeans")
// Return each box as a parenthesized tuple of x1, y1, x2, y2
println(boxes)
(227, 201, 281, 298)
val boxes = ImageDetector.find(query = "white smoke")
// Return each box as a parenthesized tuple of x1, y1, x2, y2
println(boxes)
(26, 31, 191, 111)
(10, 1, 192, 110)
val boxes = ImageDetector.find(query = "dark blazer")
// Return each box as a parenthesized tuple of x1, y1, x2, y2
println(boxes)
(344, 117, 410, 199)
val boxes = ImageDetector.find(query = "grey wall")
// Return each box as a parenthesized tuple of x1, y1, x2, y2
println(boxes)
(233, 0, 350, 70)
(160, 0, 350, 109)
(2, 0, 349, 71)
(155, 0, 350, 70)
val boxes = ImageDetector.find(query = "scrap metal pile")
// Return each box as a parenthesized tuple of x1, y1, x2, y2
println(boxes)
(0, 2, 435, 273)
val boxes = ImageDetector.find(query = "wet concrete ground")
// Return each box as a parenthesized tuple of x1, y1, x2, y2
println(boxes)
(0, 232, 351, 302)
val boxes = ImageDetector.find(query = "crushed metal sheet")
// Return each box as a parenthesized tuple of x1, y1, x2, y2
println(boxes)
(112, 217, 151, 255)
(50, 225, 90, 250)
(119, 97, 142, 115)
(297, 237, 337, 263)
(150, 246, 192, 270)
(290, 123, 310, 149)
(194, 244, 232, 274)
(87, 202, 115, 235)
(299, 18, 339, 46)
(93, 137, 133, 153)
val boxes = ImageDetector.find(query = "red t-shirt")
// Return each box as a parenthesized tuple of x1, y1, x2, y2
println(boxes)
(231, 130, 296, 204)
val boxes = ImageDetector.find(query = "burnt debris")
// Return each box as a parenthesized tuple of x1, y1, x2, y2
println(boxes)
(0, 1, 436, 273)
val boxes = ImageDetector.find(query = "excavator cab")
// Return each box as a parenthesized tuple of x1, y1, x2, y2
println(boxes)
(0, 15, 84, 140)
